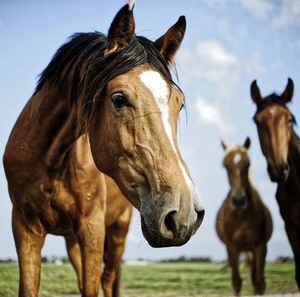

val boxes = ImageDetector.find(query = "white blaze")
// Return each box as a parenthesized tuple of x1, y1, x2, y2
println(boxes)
(233, 153, 242, 164)
(139, 70, 202, 207)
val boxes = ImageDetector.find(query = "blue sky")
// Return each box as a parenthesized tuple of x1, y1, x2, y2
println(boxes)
(0, 0, 300, 261)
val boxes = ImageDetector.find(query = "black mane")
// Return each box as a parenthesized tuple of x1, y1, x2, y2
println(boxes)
(35, 31, 176, 129)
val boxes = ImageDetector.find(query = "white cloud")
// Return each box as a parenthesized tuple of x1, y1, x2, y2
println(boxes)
(241, 0, 274, 19)
(196, 39, 238, 67)
(241, 0, 300, 28)
(195, 96, 234, 133)
(179, 39, 239, 92)
(178, 39, 243, 134)
(274, 0, 300, 28)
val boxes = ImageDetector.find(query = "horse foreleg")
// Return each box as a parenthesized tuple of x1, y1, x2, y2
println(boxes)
(77, 210, 105, 297)
(12, 207, 46, 297)
(65, 235, 83, 293)
(253, 244, 267, 295)
(296, 256, 300, 290)
(227, 245, 242, 296)
(248, 251, 256, 289)
(285, 221, 300, 289)
(102, 207, 131, 297)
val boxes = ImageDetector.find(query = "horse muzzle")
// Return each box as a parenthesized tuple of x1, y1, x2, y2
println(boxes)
(140, 202, 205, 248)
(232, 195, 248, 208)
(267, 163, 290, 182)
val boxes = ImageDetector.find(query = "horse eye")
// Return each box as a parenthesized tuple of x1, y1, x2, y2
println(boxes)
(288, 118, 293, 126)
(111, 93, 129, 109)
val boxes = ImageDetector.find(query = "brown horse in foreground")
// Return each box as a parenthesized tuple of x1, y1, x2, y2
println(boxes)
(3, 4, 204, 297)
(66, 171, 132, 297)
(251, 78, 300, 289)
(216, 138, 273, 296)
(102, 176, 132, 297)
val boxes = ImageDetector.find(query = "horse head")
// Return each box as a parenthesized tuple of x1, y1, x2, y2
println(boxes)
(251, 78, 295, 182)
(87, 5, 204, 247)
(221, 138, 251, 208)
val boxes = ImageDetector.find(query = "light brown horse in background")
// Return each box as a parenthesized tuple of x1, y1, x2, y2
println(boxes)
(66, 173, 132, 297)
(3, 4, 204, 297)
(216, 138, 273, 296)
(251, 78, 300, 289)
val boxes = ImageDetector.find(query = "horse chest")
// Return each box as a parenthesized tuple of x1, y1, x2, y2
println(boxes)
(31, 164, 105, 236)
(231, 225, 256, 248)
(277, 182, 300, 227)
(55, 167, 105, 212)
(224, 213, 260, 249)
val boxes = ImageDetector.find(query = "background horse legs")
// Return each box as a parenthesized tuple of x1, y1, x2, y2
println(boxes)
(252, 245, 266, 295)
(102, 208, 132, 297)
(285, 221, 300, 289)
(227, 245, 242, 296)
(12, 207, 46, 297)
(76, 209, 105, 297)
(65, 235, 83, 293)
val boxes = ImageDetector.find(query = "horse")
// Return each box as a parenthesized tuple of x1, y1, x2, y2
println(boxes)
(250, 78, 300, 289)
(3, 4, 205, 297)
(216, 137, 273, 296)
(102, 176, 132, 297)
(65, 171, 132, 297)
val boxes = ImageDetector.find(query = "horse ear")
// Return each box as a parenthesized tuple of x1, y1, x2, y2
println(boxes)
(244, 137, 251, 150)
(154, 16, 186, 64)
(281, 78, 294, 104)
(221, 139, 227, 150)
(105, 4, 135, 57)
(250, 80, 262, 105)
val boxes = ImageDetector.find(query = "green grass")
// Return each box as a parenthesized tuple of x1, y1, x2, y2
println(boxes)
(0, 262, 297, 297)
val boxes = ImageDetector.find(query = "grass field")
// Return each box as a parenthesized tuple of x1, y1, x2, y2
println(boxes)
(0, 262, 297, 297)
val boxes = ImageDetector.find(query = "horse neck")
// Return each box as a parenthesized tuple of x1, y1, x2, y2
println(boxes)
(244, 169, 256, 203)
(31, 83, 84, 170)
(288, 129, 300, 178)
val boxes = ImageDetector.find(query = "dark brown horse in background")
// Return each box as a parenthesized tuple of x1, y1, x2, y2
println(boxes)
(216, 138, 273, 295)
(3, 4, 204, 297)
(66, 172, 132, 297)
(251, 78, 300, 289)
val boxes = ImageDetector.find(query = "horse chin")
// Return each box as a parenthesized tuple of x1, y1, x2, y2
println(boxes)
(267, 166, 289, 183)
(140, 215, 189, 248)
(270, 175, 287, 183)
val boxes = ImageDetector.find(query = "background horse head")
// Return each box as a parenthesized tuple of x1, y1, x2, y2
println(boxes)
(221, 137, 251, 209)
(250, 78, 295, 182)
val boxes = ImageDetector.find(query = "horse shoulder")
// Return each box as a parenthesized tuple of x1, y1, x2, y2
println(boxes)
(215, 195, 235, 243)
(56, 135, 106, 216)
(250, 190, 273, 241)
(276, 181, 300, 227)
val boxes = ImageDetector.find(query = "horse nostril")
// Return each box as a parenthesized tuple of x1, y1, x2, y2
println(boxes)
(196, 209, 205, 227)
(282, 163, 289, 173)
(232, 196, 247, 207)
(164, 210, 177, 235)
